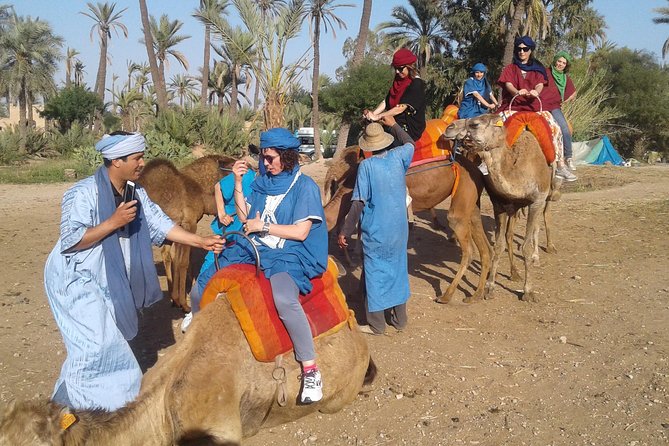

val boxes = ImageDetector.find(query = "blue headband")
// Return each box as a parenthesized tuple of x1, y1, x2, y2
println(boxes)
(259, 128, 300, 151)
(471, 63, 487, 74)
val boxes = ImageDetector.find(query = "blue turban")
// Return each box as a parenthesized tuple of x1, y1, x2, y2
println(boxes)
(95, 133, 146, 159)
(514, 35, 536, 50)
(260, 128, 300, 151)
(471, 63, 487, 74)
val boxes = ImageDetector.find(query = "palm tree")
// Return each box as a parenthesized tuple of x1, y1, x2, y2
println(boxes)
(114, 88, 144, 130)
(378, 0, 449, 72)
(138, 0, 168, 111)
(251, 0, 287, 110)
(304, 0, 353, 161)
(125, 60, 140, 91)
(493, 0, 549, 65)
(208, 60, 233, 112)
(169, 74, 197, 107)
(144, 14, 191, 89)
(193, 0, 229, 107)
(65, 47, 80, 87)
(212, 24, 255, 115)
(653, 1, 669, 62)
(566, 7, 606, 58)
(74, 60, 86, 87)
(80, 2, 128, 101)
(336, 0, 372, 150)
(0, 14, 62, 149)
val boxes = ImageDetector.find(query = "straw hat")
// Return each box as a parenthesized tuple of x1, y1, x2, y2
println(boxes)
(359, 123, 394, 152)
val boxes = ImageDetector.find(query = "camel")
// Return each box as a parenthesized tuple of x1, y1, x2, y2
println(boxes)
(0, 290, 374, 445)
(444, 113, 561, 302)
(323, 146, 492, 304)
(138, 155, 235, 311)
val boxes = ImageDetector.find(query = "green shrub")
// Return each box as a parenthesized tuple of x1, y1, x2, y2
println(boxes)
(0, 158, 97, 184)
(47, 122, 97, 155)
(71, 145, 102, 170)
(144, 130, 192, 161)
(197, 110, 248, 155)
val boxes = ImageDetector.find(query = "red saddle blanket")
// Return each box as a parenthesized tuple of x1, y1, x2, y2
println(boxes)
(199, 257, 351, 362)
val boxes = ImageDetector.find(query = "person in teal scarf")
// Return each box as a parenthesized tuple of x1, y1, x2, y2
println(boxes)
(541, 50, 578, 172)
(458, 63, 498, 119)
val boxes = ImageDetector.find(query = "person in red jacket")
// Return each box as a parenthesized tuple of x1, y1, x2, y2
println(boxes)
(498, 36, 548, 112)
(541, 51, 578, 172)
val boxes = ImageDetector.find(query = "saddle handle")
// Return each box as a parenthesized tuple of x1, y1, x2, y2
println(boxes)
(214, 230, 261, 276)
(509, 93, 543, 112)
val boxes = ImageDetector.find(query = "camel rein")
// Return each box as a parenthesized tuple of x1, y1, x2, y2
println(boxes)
(406, 160, 455, 176)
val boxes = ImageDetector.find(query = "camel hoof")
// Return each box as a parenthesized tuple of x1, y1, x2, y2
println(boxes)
(546, 244, 558, 254)
(463, 293, 483, 304)
(532, 257, 541, 267)
(435, 294, 452, 304)
(510, 269, 523, 282)
(521, 291, 539, 303)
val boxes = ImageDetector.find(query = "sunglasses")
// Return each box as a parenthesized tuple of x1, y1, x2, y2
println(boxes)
(516, 46, 531, 53)
(394, 65, 408, 72)
(262, 153, 280, 164)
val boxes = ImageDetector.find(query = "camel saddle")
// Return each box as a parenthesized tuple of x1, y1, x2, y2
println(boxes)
(501, 111, 557, 164)
(199, 257, 352, 362)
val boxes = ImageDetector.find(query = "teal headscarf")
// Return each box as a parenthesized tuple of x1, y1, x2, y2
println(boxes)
(552, 51, 573, 100)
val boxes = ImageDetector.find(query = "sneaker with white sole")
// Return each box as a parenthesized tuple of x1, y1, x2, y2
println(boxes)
(300, 369, 323, 404)
(556, 166, 577, 182)
(566, 158, 576, 171)
(180, 311, 193, 333)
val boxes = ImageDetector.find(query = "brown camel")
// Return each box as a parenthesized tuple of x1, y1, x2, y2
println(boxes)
(444, 113, 561, 302)
(0, 291, 374, 445)
(323, 147, 492, 304)
(138, 155, 236, 311)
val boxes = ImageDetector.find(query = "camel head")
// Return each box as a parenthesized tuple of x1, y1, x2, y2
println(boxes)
(444, 115, 507, 154)
(0, 399, 73, 446)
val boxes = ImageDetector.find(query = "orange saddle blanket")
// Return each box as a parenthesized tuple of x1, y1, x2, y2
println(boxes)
(502, 111, 556, 164)
(410, 104, 459, 167)
(199, 257, 351, 362)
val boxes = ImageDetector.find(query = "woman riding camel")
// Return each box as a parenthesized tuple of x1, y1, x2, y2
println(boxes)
(541, 51, 578, 172)
(458, 62, 498, 119)
(364, 48, 426, 141)
(190, 128, 328, 404)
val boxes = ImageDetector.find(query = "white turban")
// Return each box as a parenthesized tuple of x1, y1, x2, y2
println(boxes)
(95, 133, 146, 159)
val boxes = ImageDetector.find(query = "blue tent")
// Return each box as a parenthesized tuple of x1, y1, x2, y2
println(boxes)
(573, 135, 625, 166)
(591, 136, 624, 165)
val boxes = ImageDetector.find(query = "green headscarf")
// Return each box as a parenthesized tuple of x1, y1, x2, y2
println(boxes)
(552, 51, 572, 101)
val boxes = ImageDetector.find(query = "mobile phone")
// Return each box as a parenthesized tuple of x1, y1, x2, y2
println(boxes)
(123, 180, 136, 203)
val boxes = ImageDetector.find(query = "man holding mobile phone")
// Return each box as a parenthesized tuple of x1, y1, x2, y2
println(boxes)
(44, 131, 224, 411)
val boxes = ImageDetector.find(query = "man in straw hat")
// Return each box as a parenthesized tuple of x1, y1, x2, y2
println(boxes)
(44, 131, 224, 411)
(338, 118, 414, 335)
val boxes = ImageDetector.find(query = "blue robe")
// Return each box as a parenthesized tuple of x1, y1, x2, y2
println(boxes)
(458, 77, 492, 119)
(44, 177, 174, 410)
(200, 170, 255, 275)
(353, 143, 414, 312)
(196, 173, 328, 295)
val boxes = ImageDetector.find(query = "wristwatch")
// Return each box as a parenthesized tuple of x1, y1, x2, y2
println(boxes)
(261, 221, 270, 237)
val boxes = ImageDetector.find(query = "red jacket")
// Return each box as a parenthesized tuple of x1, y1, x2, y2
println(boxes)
(498, 64, 548, 112)
(540, 67, 576, 111)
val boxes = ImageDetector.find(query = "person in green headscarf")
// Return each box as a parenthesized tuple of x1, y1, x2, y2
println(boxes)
(540, 51, 578, 172)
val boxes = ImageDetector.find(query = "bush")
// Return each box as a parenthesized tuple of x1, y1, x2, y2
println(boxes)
(71, 145, 102, 170)
(40, 85, 104, 132)
(197, 110, 248, 155)
(47, 122, 97, 156)
(144, 130, 192, 161)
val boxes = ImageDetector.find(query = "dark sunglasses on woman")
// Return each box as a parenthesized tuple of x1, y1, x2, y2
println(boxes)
(516, 46, 531, 53)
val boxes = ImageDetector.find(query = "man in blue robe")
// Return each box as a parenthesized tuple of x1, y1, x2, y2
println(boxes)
(338, 119, 415, 335)
(44, 132, 223, 410)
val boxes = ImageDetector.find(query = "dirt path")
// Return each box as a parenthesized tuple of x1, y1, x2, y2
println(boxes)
(1, 164, 668, 445)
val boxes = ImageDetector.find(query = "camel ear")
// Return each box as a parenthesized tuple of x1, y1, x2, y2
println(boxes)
(59, 408, 77, 431)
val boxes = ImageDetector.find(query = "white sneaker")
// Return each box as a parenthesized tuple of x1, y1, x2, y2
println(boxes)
(556, 166, 577, 182)
(478, 161, 489, 175)
(566, 158, 576, 171)
(300, 369, 323, 404)
(180, 312, 193, 333)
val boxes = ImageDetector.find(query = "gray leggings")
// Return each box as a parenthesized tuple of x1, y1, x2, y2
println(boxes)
(270, 272, 315, 362)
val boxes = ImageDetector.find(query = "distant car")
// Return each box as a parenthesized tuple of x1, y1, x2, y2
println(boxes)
(296, 127, 324, 160)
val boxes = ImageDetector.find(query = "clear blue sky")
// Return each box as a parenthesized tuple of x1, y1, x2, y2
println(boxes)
(12, 0, 669, 96)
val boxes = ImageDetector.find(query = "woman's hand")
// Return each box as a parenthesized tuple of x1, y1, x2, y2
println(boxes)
(232, 160, 248, 181)
(486, 103, 496, 110)
(244, 211, 264, 234)
(337, 234, 348, 249)
(529, 89, 539, 97)
(218, 213, 233, 227)
(518, 88, 530, 96)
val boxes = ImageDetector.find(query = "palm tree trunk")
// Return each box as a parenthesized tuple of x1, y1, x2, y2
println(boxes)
(138, 0, 168, 111)
(200, 25, 210, 107)
(264, 90, 284, 129)
(253, 67, 261, 110)
(95, 35, 108, 100)
(17, 78, 27, 154)
(311, 15, 322, 161)
(502, 0, 526, 66)
(218, 92, 224, 114)
(337, 0, 372, 151)
(230, 67, 239, 115)
(66, 61, 72, 88)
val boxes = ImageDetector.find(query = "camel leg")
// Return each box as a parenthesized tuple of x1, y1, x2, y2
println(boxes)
(436, 207, 472, 304)
(544, 200, 557, 254)
(521, 201, 546, 302)
(162, 245, 174, 297)
(507, 212, 523, 282)
(171, 243, 192, 311)
(487, 210, 509, 297)
(464, 206, 491, 303)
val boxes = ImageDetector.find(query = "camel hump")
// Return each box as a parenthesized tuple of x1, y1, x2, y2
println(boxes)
(440, 104, 460, 124)
(503, 112, 556, 164)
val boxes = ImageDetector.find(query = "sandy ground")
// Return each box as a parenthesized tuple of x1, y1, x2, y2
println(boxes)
(0, 163, 668, 445)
